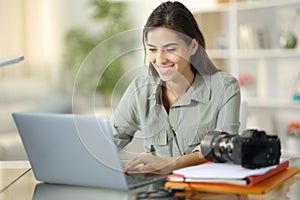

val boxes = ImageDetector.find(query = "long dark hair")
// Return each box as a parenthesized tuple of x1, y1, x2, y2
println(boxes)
(143, 1, 218, 76)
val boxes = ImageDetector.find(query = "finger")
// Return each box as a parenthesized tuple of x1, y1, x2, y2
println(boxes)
(136, 164, 158, 174)
(124, 157, 146, 172)
(125, 162, 145, 172)
(125, 153, 154, 172)
(127, 152, 151, 165)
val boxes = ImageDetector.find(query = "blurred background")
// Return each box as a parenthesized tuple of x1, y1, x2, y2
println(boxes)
(0, 0, 300, 161)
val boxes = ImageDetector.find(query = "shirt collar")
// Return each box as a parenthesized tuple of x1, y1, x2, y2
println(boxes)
(148, 77, 162, 104)
(185, 73, 211, 104)
(148, 73, 211, 105)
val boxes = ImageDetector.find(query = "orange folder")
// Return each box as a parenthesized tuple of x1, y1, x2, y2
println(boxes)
(165, 166, 300, 195)
(167, 160, 290, 187)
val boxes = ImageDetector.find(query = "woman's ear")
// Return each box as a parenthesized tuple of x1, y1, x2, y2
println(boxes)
(189, 38, 199, 55)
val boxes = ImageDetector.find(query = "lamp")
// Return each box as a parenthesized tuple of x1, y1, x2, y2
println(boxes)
(0, 55, 24, 67)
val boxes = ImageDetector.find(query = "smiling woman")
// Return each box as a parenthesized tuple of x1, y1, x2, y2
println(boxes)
(146, 28, 196, 84)
(110, 1, 241, 175)
(146, 27, 198, 111)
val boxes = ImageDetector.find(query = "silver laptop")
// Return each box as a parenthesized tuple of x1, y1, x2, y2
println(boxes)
(12, 112, 166, 190)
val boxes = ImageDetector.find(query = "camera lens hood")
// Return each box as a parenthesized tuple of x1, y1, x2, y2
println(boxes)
(200, 131, 228, 161)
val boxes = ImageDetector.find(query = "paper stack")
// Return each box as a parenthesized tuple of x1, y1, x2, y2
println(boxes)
(165, 159, 300, 195)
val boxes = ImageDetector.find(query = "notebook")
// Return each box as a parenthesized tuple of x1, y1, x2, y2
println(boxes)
(12, 112, 167, 190)
(167, 159, 290, 186)
(165, 166, 300, 195)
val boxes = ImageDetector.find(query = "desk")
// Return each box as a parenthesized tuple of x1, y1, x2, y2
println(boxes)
(0, 161, 31, 192)
(1, 159, 300, 200)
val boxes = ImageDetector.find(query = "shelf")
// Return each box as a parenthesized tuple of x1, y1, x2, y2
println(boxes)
(237, 49, 300, 59)
(207, 48, 300, 59)
(189, 0, 300, 13)
(236, 0, 300, 11)
(193, 0, 300, 113)
(246, 98, 300, 109)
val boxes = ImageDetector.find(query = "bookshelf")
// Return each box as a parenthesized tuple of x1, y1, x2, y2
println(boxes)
(190, 0, 300, 152)
(192, 0, 300, 100)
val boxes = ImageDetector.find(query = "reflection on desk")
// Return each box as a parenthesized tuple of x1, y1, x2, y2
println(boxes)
(33, 183, 130, 200)
(0, 168, 166, 200)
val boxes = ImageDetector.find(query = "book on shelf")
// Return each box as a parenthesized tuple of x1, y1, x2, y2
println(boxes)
(239, 24, 270, 49)
(167, 159, 289, 187)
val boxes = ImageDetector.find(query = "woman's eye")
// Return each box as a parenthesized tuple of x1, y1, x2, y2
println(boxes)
(147, 48, 157, 52)
(166, 48, 176, 52)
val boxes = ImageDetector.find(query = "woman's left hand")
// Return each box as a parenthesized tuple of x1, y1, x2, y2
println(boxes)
(124, 152, 178, 175)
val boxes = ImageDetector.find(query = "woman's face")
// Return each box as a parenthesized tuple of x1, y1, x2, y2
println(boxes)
(146, 27, 197, 83)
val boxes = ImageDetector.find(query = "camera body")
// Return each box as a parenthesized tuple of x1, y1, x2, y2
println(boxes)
(200, 129, 281, 169)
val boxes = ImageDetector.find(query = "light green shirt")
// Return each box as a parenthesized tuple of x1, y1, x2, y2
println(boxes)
(110, 72, 241, 157)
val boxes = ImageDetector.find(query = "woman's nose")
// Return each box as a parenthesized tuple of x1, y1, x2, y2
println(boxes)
(155, 49, 167, 64)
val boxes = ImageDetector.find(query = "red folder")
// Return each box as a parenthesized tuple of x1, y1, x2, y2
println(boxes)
(165, 166, 300, 195)
(167, 160, 290, 187)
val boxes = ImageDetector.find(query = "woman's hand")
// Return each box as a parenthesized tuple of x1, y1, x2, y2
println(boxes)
(124, 152, 178, 175)
(124, 151, 207, 175)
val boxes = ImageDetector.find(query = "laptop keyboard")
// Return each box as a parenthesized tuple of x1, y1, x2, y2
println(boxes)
(125, 173, 167, 189)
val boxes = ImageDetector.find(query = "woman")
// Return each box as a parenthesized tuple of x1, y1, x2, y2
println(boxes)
(110, 1, 240, 174)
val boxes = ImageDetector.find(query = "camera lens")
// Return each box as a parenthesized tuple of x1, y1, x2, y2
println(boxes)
(200, 130, 281, 169)
(200, 131, 238, 163)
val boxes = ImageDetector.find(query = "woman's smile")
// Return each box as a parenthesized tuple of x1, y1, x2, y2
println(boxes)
(146, 27, 196, 83)
(157, 65, 174, 74)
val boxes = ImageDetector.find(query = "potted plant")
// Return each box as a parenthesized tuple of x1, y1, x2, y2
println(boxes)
(63, 0, 133, 107)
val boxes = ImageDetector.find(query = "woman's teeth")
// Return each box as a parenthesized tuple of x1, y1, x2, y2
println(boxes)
(159, 66, 173, 73)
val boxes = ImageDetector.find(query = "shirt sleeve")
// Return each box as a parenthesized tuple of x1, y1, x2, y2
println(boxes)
(192, 73, 241, 153)
(216, 75, 241, 135)
(109, 80, 140, 149)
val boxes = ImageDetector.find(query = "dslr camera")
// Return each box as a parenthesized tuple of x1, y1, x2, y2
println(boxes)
(200, 129, 281, 169)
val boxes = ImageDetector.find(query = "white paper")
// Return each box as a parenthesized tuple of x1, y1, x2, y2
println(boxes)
(173, 159, 286, 180)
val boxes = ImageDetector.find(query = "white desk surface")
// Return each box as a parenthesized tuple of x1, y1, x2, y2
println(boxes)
(0, 160, 300, 200)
